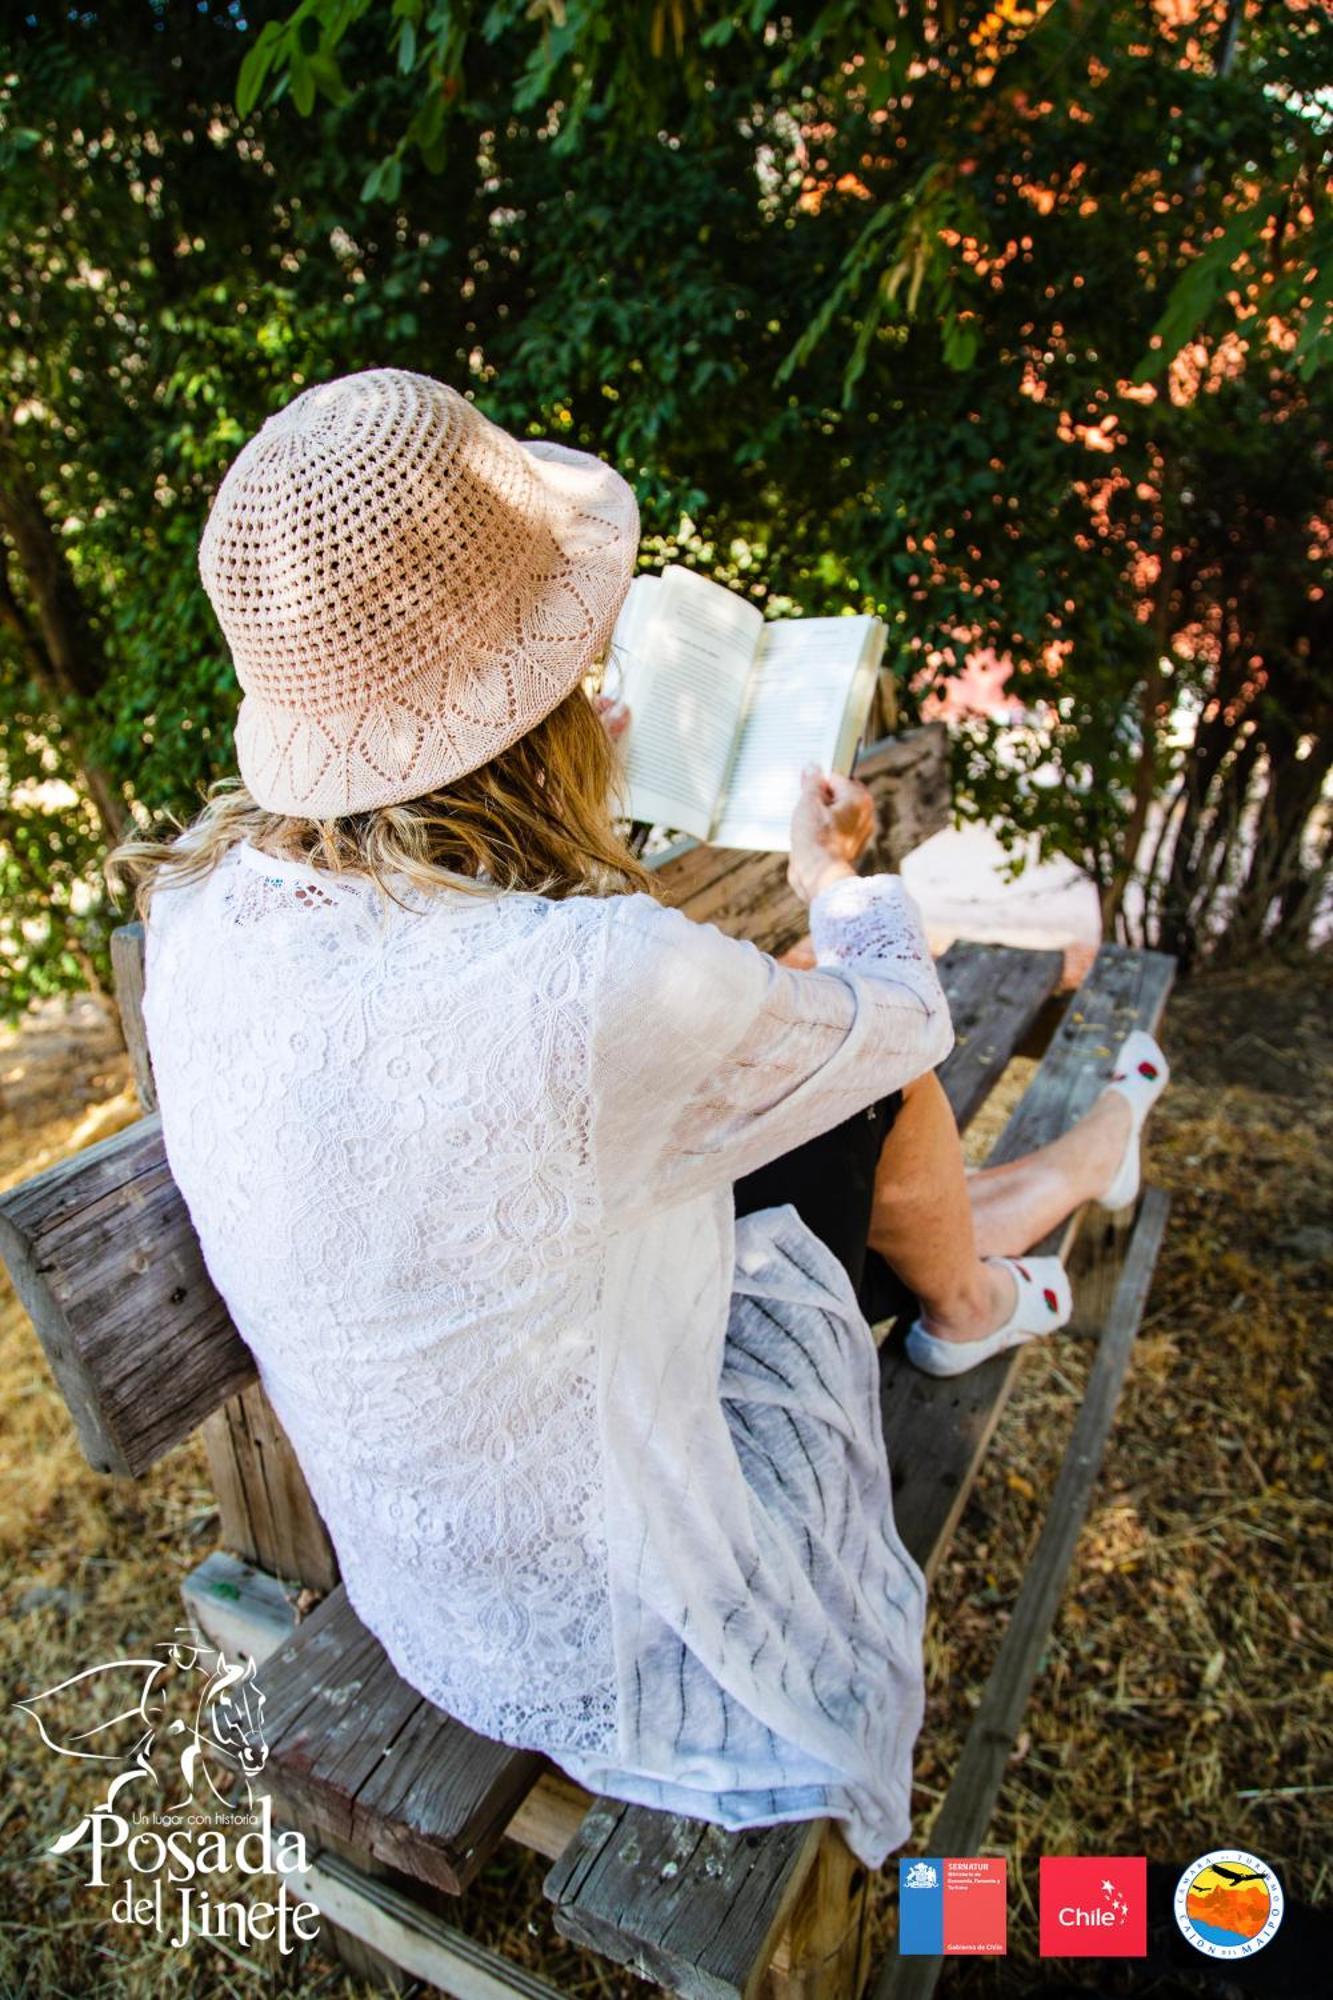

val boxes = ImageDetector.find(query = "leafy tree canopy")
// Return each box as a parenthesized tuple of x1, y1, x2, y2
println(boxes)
(0, 0, 1328, 1016)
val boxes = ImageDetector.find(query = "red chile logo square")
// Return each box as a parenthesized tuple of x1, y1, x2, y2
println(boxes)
(1040, 1857, 1148, 1957)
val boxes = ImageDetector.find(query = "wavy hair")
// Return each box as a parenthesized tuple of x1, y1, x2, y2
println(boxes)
(105, 682, 655, 920)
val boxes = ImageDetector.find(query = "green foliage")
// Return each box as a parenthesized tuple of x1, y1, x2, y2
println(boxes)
(0, 704, 111, 1014)
(252, 1, 1333, 386)
(1, 1, 1330, 1019)
(237, 0, 1331, 950)
(0, 3, 460, 1016)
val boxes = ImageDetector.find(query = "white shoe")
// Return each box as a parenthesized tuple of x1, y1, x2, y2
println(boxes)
(1097, 1029, 1170, 1211)
(904, 1256, 1073, 1378)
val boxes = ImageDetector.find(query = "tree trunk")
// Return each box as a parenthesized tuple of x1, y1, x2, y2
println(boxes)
(1150, 635, 1254, 957)
(1271, 814, 1331, 953)
(1184, 726, 1264, 959)
(0, 435, 130, 843)
(1216, 715, 1333, 960)
(1216, 0, 1244, 79)
(1101, 466, 1182, 937)
(1101, 648, 1168, 938)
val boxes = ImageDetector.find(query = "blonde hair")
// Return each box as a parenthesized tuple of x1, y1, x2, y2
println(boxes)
(105, 683, 656, 919)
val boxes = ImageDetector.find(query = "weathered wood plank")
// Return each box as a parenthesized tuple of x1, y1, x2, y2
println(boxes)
(0, 1102, 338, 1586)
(852, 724, 950, 877)
(0, 1115, 256, 1476)
(289, 1819, 424, 1994)
(648, 836, 754, 908)
(286, 1847, 571, 2000)
(201, 1385, 339, 1593)
(179, 1553, 594, 1865)
(545, 1804, 823, 2000)
(879, 943, 1176, 1580)
(249, 1584, 546, 1897)
(110, 921, 156, 1113)
(655, 845, 806, 956)
(865, 665, 898, 745)
(983, 946, 1177, 1186)
(873, 1190, 1171, 2000)
(506, 1772, 594, 1863)
(180, 1549, 305, 1666)
(762, 1824, 871, 2000)
(253, 1594, 389, 1753)
(934, 941, 1063, 1132)
(929, 1189, 1170, 1847)
(1066, 1200, 1137, 1338)
(357, 1692, 543, 1890)
(848, 722, 942, 788)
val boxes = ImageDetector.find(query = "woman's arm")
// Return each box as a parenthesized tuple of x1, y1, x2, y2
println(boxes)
(587, 788, 954, 1226)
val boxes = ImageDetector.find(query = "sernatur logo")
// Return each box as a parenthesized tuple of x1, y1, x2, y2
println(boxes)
(1039, 1856, 1147, 1957)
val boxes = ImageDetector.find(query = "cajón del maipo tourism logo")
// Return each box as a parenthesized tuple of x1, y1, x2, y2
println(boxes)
(1173, 1849, 1283, 1960)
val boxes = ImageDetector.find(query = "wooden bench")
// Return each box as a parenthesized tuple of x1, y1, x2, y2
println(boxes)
(0, 723, 1175, 2000)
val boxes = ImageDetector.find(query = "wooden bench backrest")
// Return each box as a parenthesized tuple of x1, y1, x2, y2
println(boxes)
(0, 1115, 251, 1476)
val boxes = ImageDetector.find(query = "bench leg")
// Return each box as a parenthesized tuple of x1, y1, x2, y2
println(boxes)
(180, 1556, 411, 1990)
(202, 1380, 340, 1593)
(260, 1789, 418, 1991)
(321, 1908, 416, 1993)
(1068, 1201, 1136, 1337)
(763, 1824, 871, 2000)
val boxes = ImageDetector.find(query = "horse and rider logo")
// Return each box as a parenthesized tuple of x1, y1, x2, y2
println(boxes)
(10, 1622, 319, 1953)
(12, 1622, 268, 1836)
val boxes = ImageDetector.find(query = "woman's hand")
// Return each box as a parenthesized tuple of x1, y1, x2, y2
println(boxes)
(593, 692, 631, 743)
(787, 765, 877, 905)
(777, 934, 817, 969)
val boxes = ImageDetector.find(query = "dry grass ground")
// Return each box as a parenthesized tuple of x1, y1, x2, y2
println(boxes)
(896, 957, 1332, 1993)
(0, 961, 1328, 1998)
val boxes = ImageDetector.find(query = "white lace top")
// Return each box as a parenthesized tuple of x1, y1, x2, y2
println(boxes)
(142, 841, 954, 1865)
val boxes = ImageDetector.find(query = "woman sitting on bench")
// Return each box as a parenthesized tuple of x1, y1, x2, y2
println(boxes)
(109, 369, 1166, 1872)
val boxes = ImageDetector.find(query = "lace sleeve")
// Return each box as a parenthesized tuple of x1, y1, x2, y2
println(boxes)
(807, 869, 943, 994)
(587, 875, 954, 1227)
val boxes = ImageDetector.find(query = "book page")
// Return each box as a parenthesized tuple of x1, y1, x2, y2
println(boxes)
(609, 566, 764, 840)
(711, 616, 884, 852)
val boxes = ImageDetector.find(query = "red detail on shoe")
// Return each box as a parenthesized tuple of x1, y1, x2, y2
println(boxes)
(1138, 1060, 1159, 1079)
(1043, 1288, 1060, 1312)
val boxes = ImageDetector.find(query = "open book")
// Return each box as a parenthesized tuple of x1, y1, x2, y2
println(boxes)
(603, 564, 887, 852)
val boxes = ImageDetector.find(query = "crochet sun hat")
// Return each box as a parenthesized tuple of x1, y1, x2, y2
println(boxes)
(198, 367, 640, 817)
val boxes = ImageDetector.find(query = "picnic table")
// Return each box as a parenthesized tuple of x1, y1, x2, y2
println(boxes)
(0, 722, 1173, 2000)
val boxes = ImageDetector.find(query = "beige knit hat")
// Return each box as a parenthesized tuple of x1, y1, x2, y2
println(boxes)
(198, 368, 640, 816)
